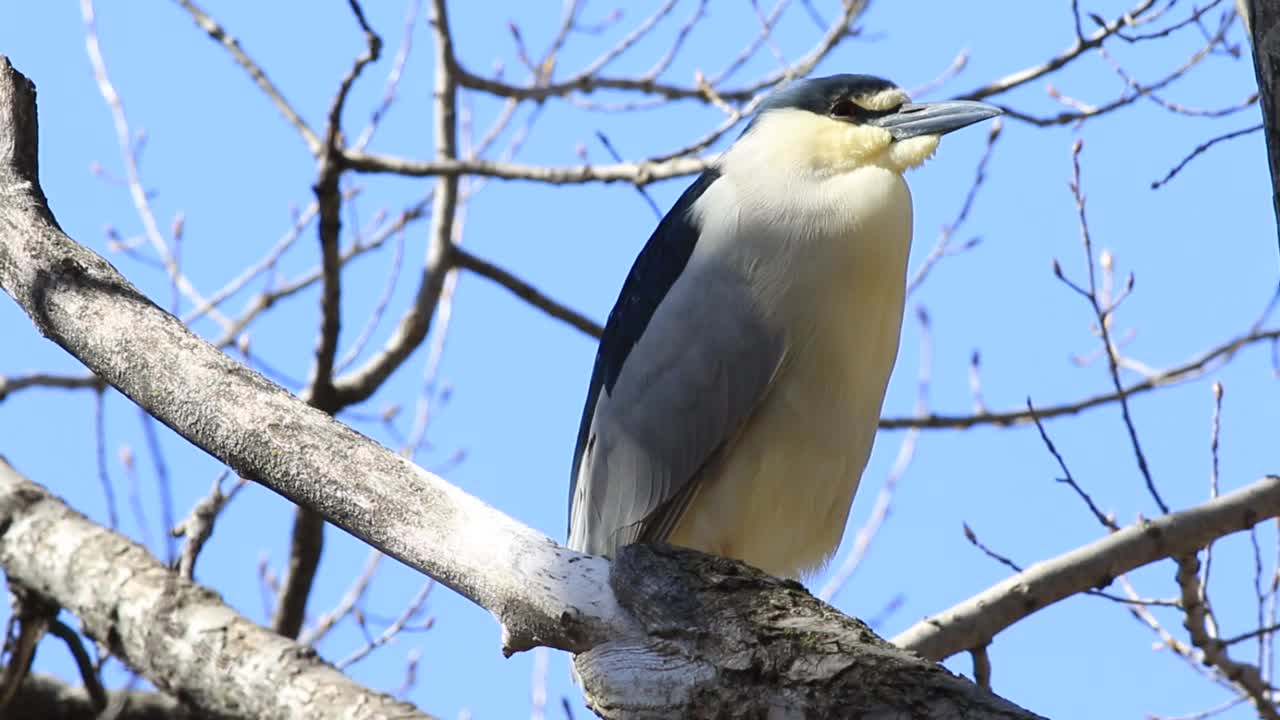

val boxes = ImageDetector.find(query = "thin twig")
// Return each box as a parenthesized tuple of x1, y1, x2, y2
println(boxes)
(955, 0, 1158, 101)
(336, 229, 407, 373)
(895, 476, 1280, 661)
(450, 246, 602, 338)
(907, 119, 1002, 296)
(879, 326, 1279, 430)
(1151, 123, 1263, 189)
(92, 388, 118, 530)
(1203, 383, 1225, 593)
(1028, 400, 1117, 531)
(298, 549, 383, 646)
(172, 471, 248, 580)
(336, 580, 435, 669)
(171, 0, 321, 153)
(138, 410, 176, 564)
(449, 0, 869, 105)
(0, 372, 103, 401)
(82, 0, 231, 330)
(328, 0, 459, 407)
(1065, 139, 1168, 514)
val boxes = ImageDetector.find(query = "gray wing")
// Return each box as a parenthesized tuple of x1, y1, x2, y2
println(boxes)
(568, 262, 786, 557)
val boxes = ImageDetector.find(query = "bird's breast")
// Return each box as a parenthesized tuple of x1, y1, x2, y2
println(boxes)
(668, 167, 914, 578)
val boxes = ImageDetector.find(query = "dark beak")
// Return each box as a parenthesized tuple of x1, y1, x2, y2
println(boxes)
(871, 100, 1002, 140)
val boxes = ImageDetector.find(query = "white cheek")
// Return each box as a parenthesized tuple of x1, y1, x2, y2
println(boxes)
(887, 135, 940, 171)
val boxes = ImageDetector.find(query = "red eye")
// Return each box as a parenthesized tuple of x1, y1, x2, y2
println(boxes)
(830, 99, 858, 119)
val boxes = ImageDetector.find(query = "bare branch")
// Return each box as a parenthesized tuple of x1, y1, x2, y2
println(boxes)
(308, 0, 385, 401)
(82, 0, 231, 329)
(0, 54, 629, 654)
(336, 229, 407, 372)
(907, 119, 1002, 296)
(895, 475, 1280, 661)
(1, 57, 1047, 718)
(0, 372, 102, 401)
(211, 194, 427, 350)
(298, 549, 382, 646)
(879, 326, 1280, 430)
(1028, 400, 1116, 531)
(336, 579, 434, 669)
(1175, 553, 1280, 718)
(273, 1, 386, 640)
(180, 198, 324, 326)
(1064, 139, 1167, 514)
(451, 246, 602, 338)
(955, 0, 1158, 102)
(171, 0, 322, 154)
(330, 0, 460, 407)
(0, 458, 435, 720)
(1151, 123, 1264, 189)
(172, 471, 247, 580)
(91, 388, 117, 530)
(352, 0, 420, 152)
(344, 149, 709, 185)
(998, 12, 1234, 127)
(137, 411, 176, 564)
(449, 1, 869, 105)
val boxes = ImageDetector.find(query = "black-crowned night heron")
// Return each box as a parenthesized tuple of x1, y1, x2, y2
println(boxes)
(568, 74, 1001, 579)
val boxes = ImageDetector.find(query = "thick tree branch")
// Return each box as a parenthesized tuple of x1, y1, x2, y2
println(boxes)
(894, 475, 1280, 661)
(0, 53, 630, 658)
(0, 53, 1048, 718)
(573, 544, 1043, 719)
(272, 0, 385, 642)
(0, 458, 434, 720)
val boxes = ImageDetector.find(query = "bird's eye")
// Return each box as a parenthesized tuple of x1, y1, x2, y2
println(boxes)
(830, 98, 858, 120)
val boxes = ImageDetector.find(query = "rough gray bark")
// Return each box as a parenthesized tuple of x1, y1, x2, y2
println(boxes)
(0, 53, 630, 661)
(0, 54, 1043, 719)
(576, 545, 1044, 719)
(0, 458, 433, 720)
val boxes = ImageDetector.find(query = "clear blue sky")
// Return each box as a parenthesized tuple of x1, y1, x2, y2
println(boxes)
(2, 2, 1277, 718)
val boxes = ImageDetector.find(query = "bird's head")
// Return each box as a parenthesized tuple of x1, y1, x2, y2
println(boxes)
(735, 74, 1001, 177)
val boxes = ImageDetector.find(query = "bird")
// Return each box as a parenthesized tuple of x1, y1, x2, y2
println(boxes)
(567, 74, 1001, 579)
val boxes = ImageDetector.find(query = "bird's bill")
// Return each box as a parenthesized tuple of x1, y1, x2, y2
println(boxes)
(871, 100, 1002, 140)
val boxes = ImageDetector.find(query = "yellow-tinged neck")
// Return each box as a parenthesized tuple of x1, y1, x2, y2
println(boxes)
(728, 108, 941, 178)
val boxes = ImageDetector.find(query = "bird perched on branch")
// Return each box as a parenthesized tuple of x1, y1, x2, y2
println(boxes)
(568, 74, 1001, 579)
